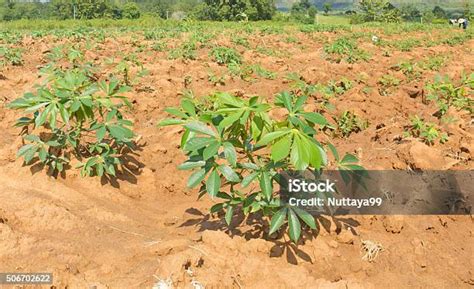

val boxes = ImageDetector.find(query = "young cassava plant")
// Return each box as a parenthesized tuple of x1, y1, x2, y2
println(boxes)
(8, 67, 135, 177)
(159, 91, 362, 243)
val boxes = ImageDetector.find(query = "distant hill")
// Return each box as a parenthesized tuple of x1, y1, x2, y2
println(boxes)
(275, 0, 469, 11)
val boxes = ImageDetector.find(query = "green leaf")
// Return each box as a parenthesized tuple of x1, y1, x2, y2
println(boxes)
(217, 165, 240, 182)
(301, 112, 328, 125)
(183, 137, 214, 152)
(17, 144, 34, 157)
(96, 126, 107, 142)
(341, 153, 359, 164)
(223, 142, 237, 166)
(307, 140, 322, 170)
(184, 121, 216, 137)
(275, 91, 293, 111)
(24, 134, 41, 142)
(158, 119, 185, 126)
(164, 107, 188, 119)
(271, 135, 292, 162)
(210, 203, 224, 214)
(240, 162, 259, 170)
(35, 105, 50, 127)
(269, 207, 287, 235)
(38, 148, 47, 162)
(23, 146, 37, 164)
(225, 205, 234, 226)
(327, 143, 339, 162)
(181, 99, 196, 116)
(260, 172, 273, 200)
(180, 129, 191, 148)
(287, 208, 301, 243)
(256, 130, 290, 146)
(206, 169, 221, 197)
(294, 95, 308, 111)
(108, 124, 133, 141)
(58, 104, 69, 124)
(187, 168, 207, 188)
(178, 161, 206, 170)
(97, 164, 104, 177)
(241, 171, 258, 188)
(24, 102, 48, 113)
(203, 141, 220, 160)
(290, 135, 309, 170)
(293, 207, 316, 229)
(219, 111, 243, 128)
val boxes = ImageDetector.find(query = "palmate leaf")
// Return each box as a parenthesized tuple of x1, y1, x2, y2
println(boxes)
(159, 89, 365, 244)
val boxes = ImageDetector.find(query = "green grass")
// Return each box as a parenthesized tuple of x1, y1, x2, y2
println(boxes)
(316, 15, 351, 25)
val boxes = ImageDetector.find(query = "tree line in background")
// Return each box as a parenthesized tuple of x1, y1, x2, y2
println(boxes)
(0, 0, 471, 23)
(289, 0, 471, 24)
(0, 0, 275, 21)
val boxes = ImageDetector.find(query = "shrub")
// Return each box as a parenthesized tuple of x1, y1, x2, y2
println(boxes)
(122, 2, 141, 19)
(8, 68, 135, 177)
(335, 111, 368, 137)
(426, 73, 473, 117)
(210, 47, 242, 65)
(356, 0, 401, 23)
(159, 91, 362, 242)
(194, 0, 275, 21)
(404, 116, 448, 145)
(0, 46, 23, 66)
(324, 37, 370, 63)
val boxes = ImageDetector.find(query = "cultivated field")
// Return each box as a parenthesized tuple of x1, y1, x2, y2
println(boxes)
(0, 20, 473, 288)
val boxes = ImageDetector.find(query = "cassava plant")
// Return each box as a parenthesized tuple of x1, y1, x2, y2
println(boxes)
(159, 91, 362, 243)
(8, 67, 135, 177)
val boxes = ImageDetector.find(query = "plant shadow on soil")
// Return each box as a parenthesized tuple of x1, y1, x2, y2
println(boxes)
(180, 207, 360, 265)
(25, 143, 145, 188)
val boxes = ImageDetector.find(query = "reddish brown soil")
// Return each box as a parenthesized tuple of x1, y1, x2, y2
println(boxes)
(0, 26, 472, 288)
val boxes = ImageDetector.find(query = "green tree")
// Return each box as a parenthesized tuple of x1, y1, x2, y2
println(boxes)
(291, 0, 311, 14)
(357, 0, 401, 23)
(122, 2, 140, 19)
(323, 2, 332, 15)
(290, 0, 316, 23)
(400, 4, 421, 21)
(463, 0, 472, 20)
(195, 0, 275, 21)
(432, 5, 446, 19)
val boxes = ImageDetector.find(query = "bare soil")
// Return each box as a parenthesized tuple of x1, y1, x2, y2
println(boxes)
(0, 26, 472, 288)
